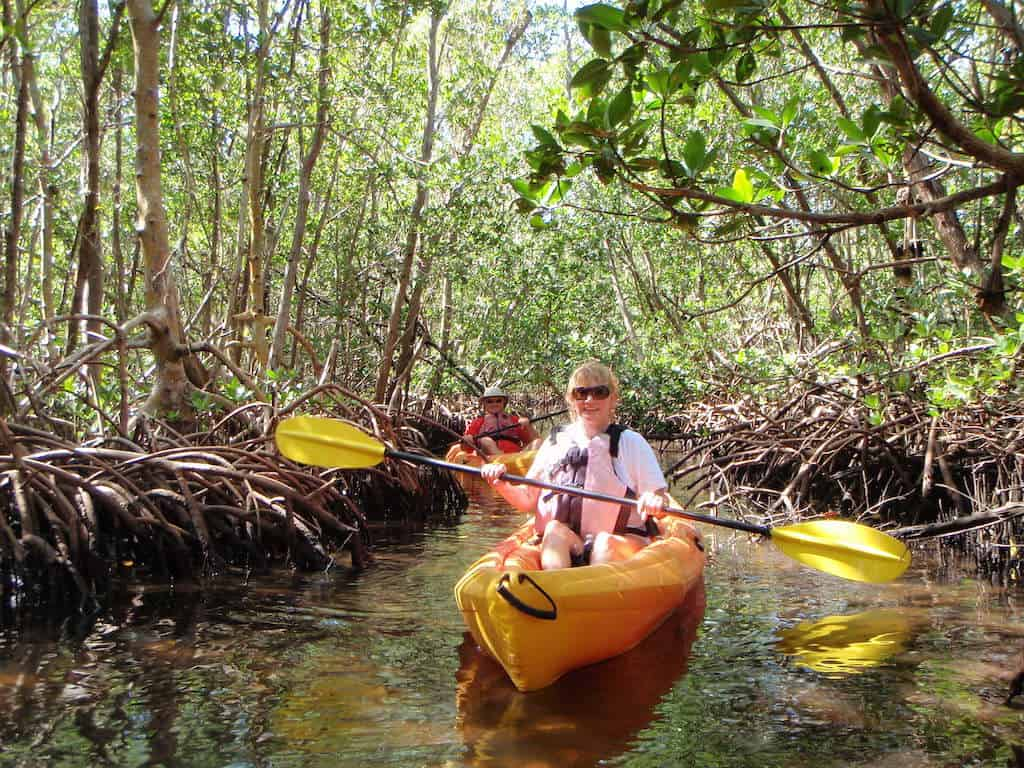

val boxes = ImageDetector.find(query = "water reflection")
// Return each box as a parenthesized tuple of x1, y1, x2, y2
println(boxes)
(775, 609, 915, 677)
(455, 585, 706, 768)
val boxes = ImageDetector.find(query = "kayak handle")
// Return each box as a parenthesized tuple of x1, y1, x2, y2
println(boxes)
(496, 572, 558, 621)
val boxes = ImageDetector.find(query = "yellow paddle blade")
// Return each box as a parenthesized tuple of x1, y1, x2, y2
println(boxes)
(776, 609, 912, 676)
(275, 415, 386, 469)
(771, 519, 911, 584)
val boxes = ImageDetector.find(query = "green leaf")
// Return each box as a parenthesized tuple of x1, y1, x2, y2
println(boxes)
(644, 68, 673, 98)
(619, 43, 646, 67)
(606, 85, 633, 128)
(575, 3, 628, 31)
(580, 22, 614, 58)
(837, 117, 865, 143)
(742, 117, 781, 133)
(880, 95, 914, 126)
(626, 157, 660, 172)
(544, 179, 573, 205)
(682, 131, 707, 177)
(531, 125, 560, 147)
(781, 97, 799, 127)
(730, 167, 754, 203)
(570, 58, 613, 98)
(659, 158, 688, 179)
(529, 212, 552, 229)
(862, 105, 884, 139)
(930, 3, 954, 38)
(510, 177, 549, 201)
(751, 106, 780, 127)
(734, 51, 756, 83)
(806, 149, 835, 175)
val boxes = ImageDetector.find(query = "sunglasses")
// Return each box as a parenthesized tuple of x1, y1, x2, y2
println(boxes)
(571, 385, 611, 401)
(482, 397, 506, 405)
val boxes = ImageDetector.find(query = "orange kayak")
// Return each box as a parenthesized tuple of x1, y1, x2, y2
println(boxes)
(454, 514, 706, 691)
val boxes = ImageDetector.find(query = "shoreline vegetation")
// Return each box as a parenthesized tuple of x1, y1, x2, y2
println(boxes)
(2, 371, 1021, 621)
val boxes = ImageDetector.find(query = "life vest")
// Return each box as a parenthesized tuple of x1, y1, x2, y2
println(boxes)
(480, 412, 524, 449)
(535, 424, 636, 538)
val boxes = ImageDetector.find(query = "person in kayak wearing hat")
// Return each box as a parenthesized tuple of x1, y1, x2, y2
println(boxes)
(463, 386, 541, 457)
(480, 360, 669, 569)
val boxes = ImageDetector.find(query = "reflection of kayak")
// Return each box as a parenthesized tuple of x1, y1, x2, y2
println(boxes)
(444, 444, 536, 480)
(776, 609, 913, 677)
(456, 587, 705, 766)
(454, 515, 706, 691)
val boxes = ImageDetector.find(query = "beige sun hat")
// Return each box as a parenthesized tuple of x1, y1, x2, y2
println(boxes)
(480, 385, 508, 402)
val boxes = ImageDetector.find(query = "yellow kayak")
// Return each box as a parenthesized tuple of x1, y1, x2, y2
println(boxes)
(454, 515, 706, 691)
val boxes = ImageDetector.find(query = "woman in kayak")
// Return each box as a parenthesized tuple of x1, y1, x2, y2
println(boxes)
(463, 385, 540, 457)
(481, 361, 669, 569)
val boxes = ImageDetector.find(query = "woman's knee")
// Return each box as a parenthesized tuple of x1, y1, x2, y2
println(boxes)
(590, 532, 644, 565)
(542, 520, 578, 548)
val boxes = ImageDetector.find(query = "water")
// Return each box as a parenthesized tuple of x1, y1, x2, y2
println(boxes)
(1, 484, 1022, 767)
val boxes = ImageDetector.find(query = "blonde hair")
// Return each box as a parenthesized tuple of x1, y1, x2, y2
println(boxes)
(564, 360, 620, 411)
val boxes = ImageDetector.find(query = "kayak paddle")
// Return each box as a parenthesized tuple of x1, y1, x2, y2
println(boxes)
(275, 415, 911, 584)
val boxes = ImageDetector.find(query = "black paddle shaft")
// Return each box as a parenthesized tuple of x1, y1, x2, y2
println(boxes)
(471, 408, 569, 441)
(387, 448, 770, 536)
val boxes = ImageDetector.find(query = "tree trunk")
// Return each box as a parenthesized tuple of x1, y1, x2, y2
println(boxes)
(20, 0, 57, 352)
(112, 62, 127, 322)
(604, 240, 639, 348)
(1, 0, 28, 413)
(981, 0, 1024, 50)
(290, 163, 335, 370)
(244, 0, 271, 370)
(68, 0, 121, 359)
(127, 0, 192, 418)
(270, 6, 330, 371)
(422, 274, 453, 414)
(373, 6, 443, 405)
(387, 10, 530, 405)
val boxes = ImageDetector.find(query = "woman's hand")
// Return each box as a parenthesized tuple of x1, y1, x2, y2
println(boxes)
(637, 490, 668, 520)
(480, 462, 508, 487)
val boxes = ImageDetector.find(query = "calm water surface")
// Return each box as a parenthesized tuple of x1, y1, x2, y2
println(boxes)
(1, 481, 1022, 767)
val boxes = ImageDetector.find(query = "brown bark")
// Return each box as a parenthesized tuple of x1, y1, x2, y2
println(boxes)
(242, 0, 272, 369)
(270, 6, 330, 370)
(112, 63, 127, 322)
(868, 0, 1024, 177)
(374, 7, 443, 405)
(1, 0, 28, 414)
(20, 0, 57, 346)
(978, 183, 1016, 317)
(980, 0, 1024, 51)
(387, 11, 531, 405)
(127, 0, 193, 418)
(67, 0, 123, 358)
(860, 31, 986, 277)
